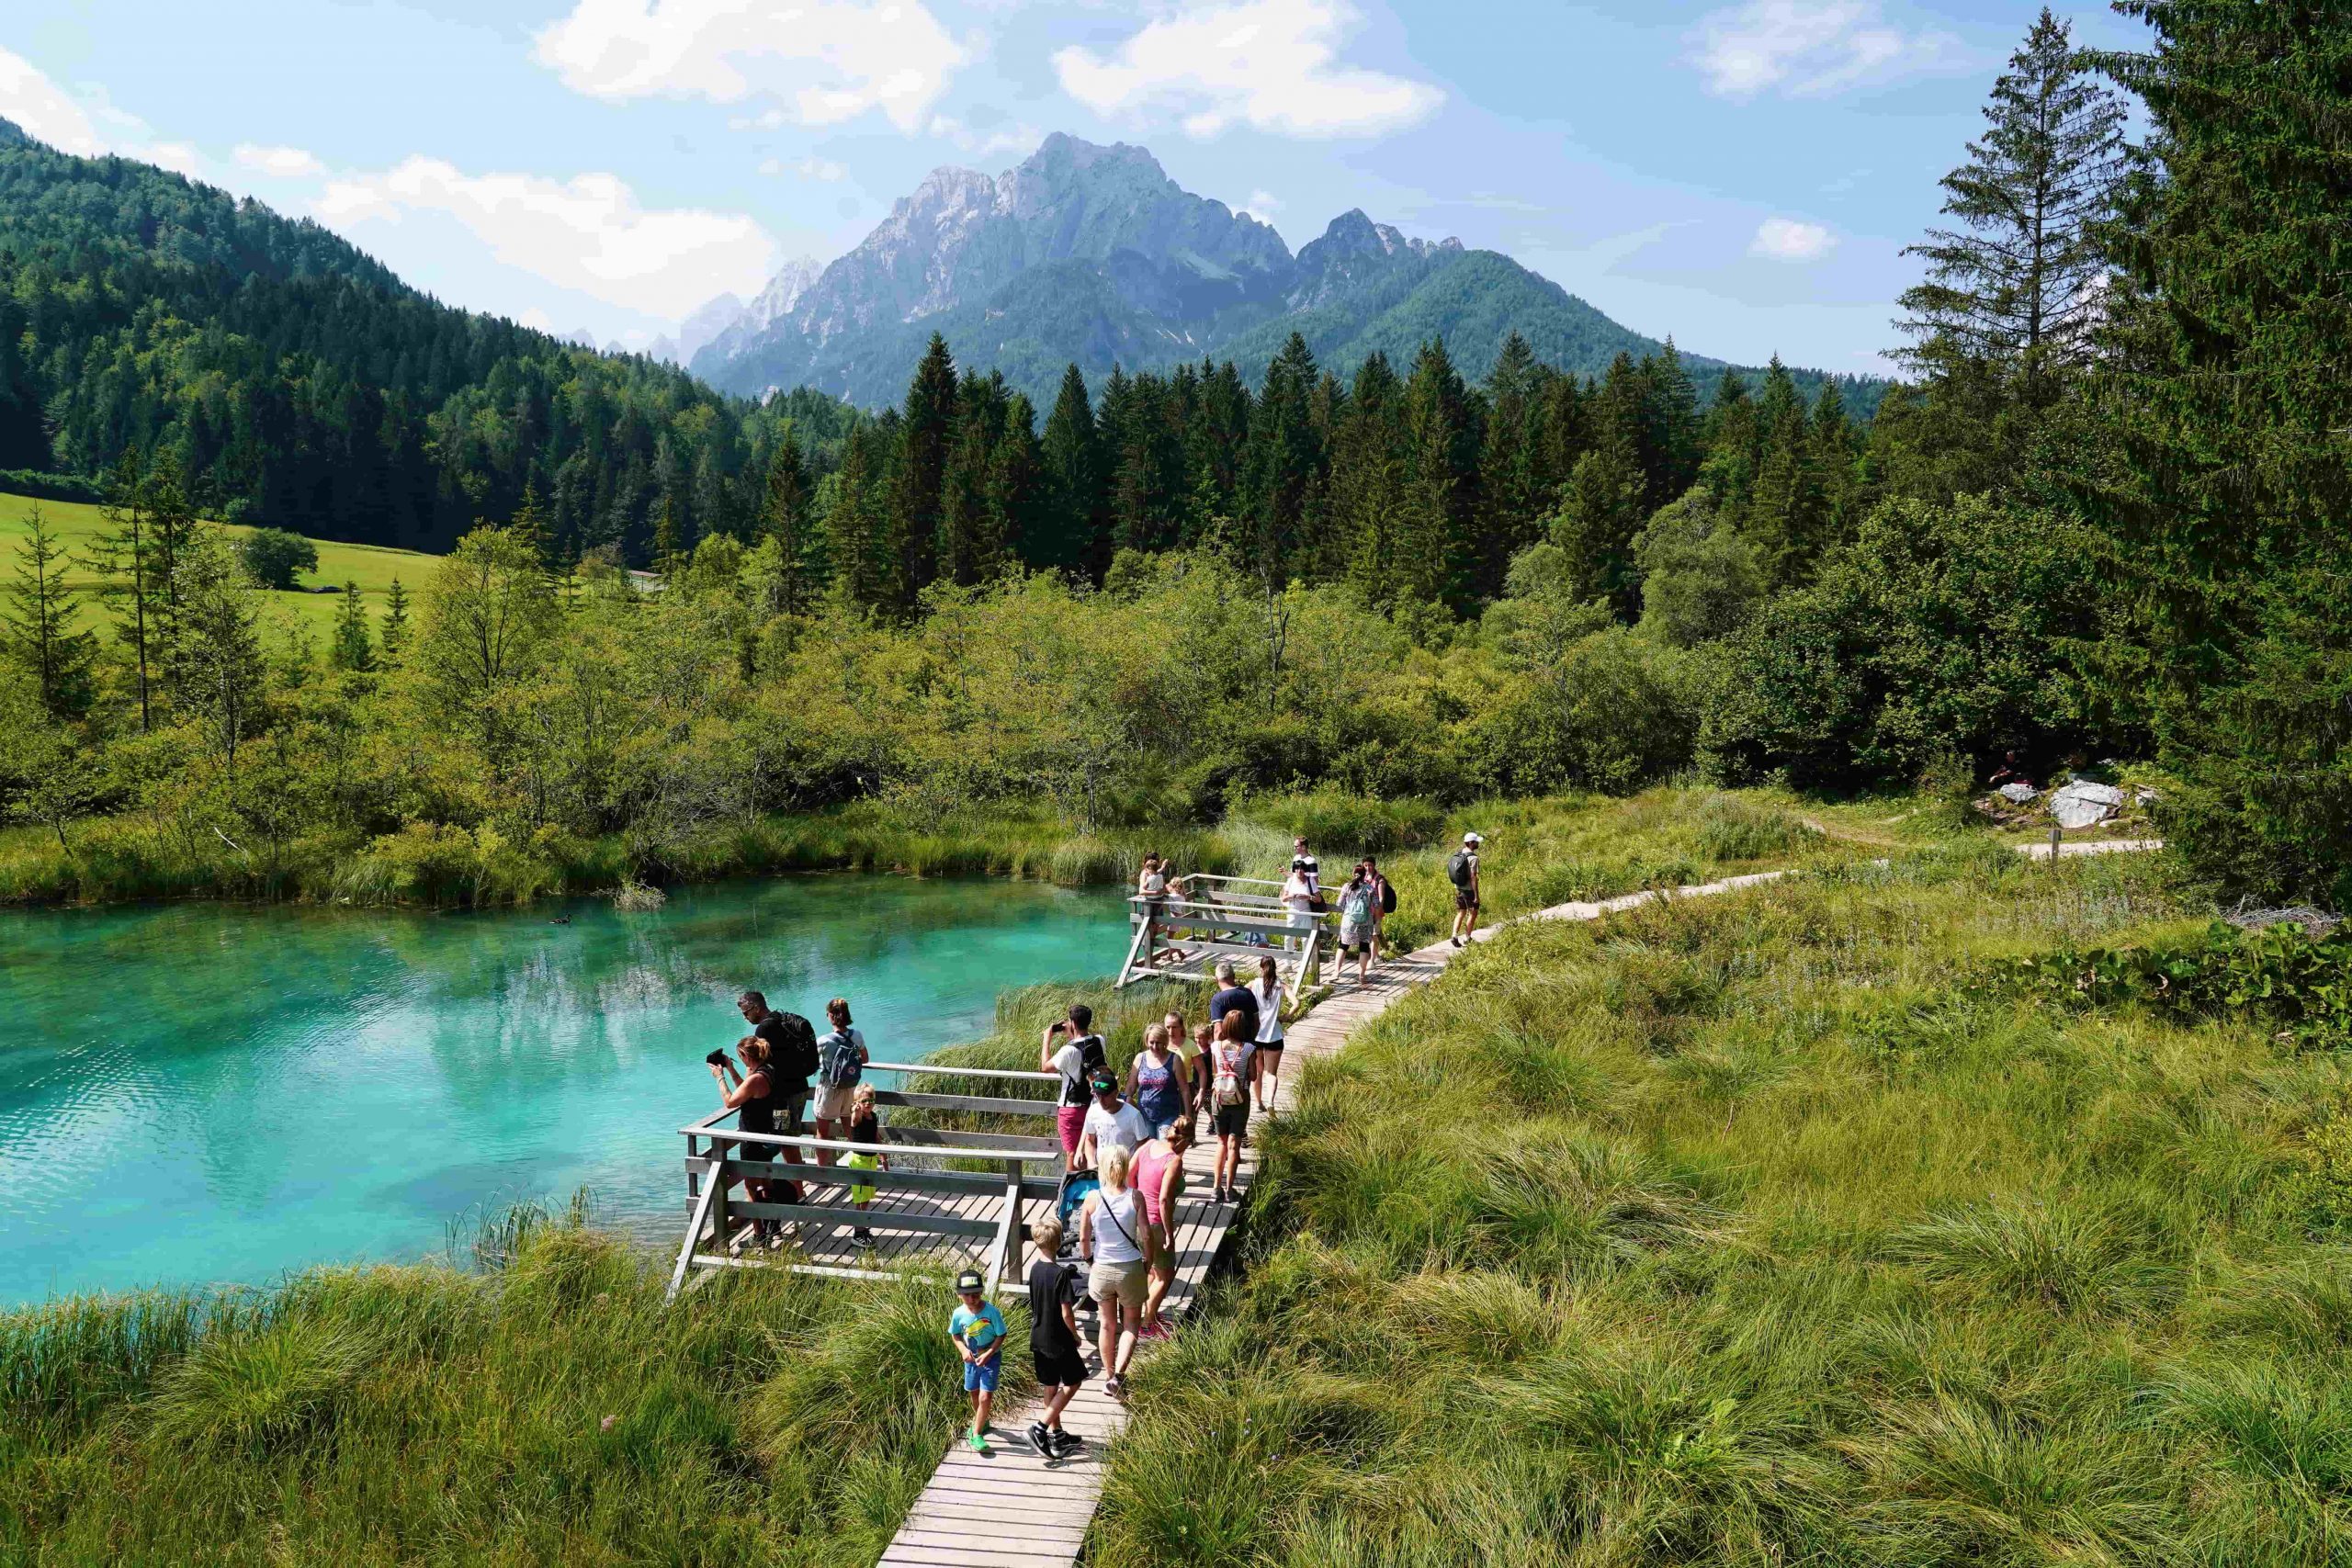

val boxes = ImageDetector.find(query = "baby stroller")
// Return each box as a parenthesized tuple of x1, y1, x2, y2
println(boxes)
(1055, 1166, 1102, 1325)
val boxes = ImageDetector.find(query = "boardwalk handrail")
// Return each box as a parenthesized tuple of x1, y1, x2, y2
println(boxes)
(680, 1126, 1062, 1162)
(861, 1060, 1057, 1083)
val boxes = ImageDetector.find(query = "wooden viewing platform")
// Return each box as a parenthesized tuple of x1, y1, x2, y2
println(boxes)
(1113, 873, 1331, 990)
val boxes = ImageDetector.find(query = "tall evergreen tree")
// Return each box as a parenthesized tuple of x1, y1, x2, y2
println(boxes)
(826, 422, 892, 609)
(1333, 353, 1408, 605)
(887, 334, 958, 611)
(379, 579, 411, 664)
(164, 530, 266, 769)
(330, 581, 374, 672)
(2080, 0, 2352, 903)
(1479, 332, 1544, 578)
(987, 394, 1044, 570)
(92, 451, 162, 730)
(1036, 365, 1104, 580)
(1238, 333, 1325, 587)
(1393, 339, 1482, 615)
(3, 502, 97, 719)
(760, 435, 823, 615)
(1898, 7, 2128, 394)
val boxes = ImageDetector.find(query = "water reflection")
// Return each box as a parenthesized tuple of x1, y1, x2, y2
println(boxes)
(0, 875, 1122, 1304)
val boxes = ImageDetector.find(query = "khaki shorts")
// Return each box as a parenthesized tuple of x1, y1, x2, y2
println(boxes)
(1089, 1258, 1149, 1309)
(810, 1080, 859, 1123)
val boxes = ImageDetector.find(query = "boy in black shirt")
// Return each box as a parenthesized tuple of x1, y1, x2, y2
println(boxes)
(1024, 1214, 1088, 1459)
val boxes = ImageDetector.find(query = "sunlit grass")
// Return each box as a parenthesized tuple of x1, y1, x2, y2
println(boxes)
(1096, 844, 2352, 1567)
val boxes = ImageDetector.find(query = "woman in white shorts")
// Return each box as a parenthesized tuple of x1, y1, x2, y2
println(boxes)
(1079, 1143, 1156, 1399)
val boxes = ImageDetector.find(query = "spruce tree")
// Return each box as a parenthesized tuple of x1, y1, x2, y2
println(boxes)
(760, 434, 823, 615)
(2079, 0, 2352, 902)
(1238, 334, 1324, 587)
(1480, 332, 1543, 586)
(3, 502, 97, 719)
(1898, 7, 2127, 394)
(1037, 365, 1103, 579)
(888, 334, 958, 610)
(987, 395, 1043, 570)
(1393, 339, 1481, 616)
(165, 529, 266, 769)
(92, 450, 162, 729)
(1333, 353, 1407, 604)
(330, 581, 373, 671)
(379, 579, 411, 663)
(827, 423, 892, 608)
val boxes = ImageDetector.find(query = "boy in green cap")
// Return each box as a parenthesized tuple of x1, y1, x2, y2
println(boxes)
(948, 1269, 1007, 1452)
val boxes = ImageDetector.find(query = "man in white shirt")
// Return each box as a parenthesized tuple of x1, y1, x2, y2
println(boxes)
(1075, 1073, 1155, 1169)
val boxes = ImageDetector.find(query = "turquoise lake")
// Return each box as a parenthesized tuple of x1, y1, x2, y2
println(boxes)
(0, 876, 1126, 1307)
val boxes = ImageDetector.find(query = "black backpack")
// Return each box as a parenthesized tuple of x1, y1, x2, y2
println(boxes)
(1380, 879, 1397, 915)
(1447, 851, 1476, 889)
(772, 1011, 820, 1082)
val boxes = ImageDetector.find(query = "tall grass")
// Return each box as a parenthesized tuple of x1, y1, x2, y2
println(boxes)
(0, 1215, 1013, 1564)
(1095, 845, 2352, 1567)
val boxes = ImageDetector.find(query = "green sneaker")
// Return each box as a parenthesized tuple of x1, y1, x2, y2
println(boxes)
(967, 1428, 990, 1454)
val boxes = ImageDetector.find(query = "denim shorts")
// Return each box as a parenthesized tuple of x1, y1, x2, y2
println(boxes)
(963, 1356, 1001, 1393)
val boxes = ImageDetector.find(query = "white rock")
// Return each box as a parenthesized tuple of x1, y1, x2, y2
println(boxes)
(2050, 781, 2125, 829)
(1997, 782, 2038, 804)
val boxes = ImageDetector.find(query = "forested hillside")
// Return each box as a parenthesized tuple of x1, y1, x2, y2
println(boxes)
(0, 118, 850, 557)
(0, 3, 2344, 913)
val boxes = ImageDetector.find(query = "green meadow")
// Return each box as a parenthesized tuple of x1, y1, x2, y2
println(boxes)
(0, 489, 437, 649)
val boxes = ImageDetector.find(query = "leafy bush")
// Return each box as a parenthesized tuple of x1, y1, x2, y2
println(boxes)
(1971, 919, 2352, 1047)
(235, 527, 319, 589)
(1702, 495, 2108, 788)
(1634, 489, 1767, 649)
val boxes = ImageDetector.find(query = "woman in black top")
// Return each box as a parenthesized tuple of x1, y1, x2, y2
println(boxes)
(711, 1035, 779, 1241)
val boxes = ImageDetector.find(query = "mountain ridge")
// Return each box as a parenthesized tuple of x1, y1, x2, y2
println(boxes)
(691, 133, 1871, 412)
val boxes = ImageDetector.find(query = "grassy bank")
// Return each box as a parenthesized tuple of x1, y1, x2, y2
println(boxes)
(0, 1211, 1035, 1566)
(1091, 842, 2352, 1566)
(0, 783, 1902, 914)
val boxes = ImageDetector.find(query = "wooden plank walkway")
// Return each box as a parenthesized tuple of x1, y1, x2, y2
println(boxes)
(872, 937, 1444, 1568)
(867, 838, 2165, 1564)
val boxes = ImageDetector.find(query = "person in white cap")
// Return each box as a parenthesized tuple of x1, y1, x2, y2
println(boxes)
(1448, 832, 1484, 947)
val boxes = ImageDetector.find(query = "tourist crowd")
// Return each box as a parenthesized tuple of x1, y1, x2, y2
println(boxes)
(706, 831, 1489, 1459)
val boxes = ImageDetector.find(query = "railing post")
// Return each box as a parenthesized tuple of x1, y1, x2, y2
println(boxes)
(709, 1136, 730, 1252)
(1001, 1157, 1025, 1288)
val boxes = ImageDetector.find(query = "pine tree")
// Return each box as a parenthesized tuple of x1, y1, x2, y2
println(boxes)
(937, 385, 1001, 587)
(887, 334, 958, 610)
(379, 578, 411, 663)
(1037, 365, 1104, 580)
(3, 502, 97, 718)
(1393, 339, 1482, 615)
(330, 581, 374, 671)
(1897, 7, 2127, 395)
(760, 435, 824, 615)
(1639, 342, 1703, 507)
(1744, 359, 1826, 584)
(1238, 333, 1324, 587)
(987, 394, 1044, 570)
(92, 450, 163, 730)
(826, 423, 892, 608)
(1551, 441, 1646, 619)
(650, 492, 685, 575)
(2077, 0, 2352, 902)
(1478, 333, 1544, 578)
(1697, 369, 1760, 523)
(1332, 352, 1408, 605)
(164, 529, 266, 769)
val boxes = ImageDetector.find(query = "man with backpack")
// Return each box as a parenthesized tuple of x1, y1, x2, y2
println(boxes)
(810, 997, 867, 1164)
(737, 991, 817, 1193)
(1448, 832, 1484, 947)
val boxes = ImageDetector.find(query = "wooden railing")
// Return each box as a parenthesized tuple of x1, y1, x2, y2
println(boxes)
(1117, 872, 1331, 989)
(668, 1060, 1065, 1301)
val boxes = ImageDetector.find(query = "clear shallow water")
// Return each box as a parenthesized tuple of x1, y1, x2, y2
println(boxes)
(0, 876, 1125, 1307)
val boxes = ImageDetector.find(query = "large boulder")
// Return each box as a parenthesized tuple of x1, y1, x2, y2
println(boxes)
(2050, 780, 2125, 829)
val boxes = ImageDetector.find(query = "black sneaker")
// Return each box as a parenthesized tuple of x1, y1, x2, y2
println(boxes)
(853, 1226, 872, 1243)
(1027, 1421, 1053, 1456)
(1051, 1428, 1085, 1457)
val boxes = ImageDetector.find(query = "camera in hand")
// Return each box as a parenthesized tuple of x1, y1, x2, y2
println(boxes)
(705, 1049, 729, 1066)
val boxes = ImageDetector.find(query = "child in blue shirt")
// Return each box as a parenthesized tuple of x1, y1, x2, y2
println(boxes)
(948, 1269, 1008, 1452)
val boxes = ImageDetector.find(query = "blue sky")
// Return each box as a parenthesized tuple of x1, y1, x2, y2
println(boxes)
(2, 0, 2145, 374)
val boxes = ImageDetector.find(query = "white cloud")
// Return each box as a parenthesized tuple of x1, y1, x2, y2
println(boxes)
(1242, 188, 1282, 223)
(314, 157, 778, 317)
(927, 115, 1041, 158)
(142, 141, 205, 177)
(234, 143, 327, 178)
(535, 0, 966, 134)
(1054, 0, 1442, 139)
(0, 47, 108, 155)
(1749, 216, 1837, 262)
(1689, 0, 1965, 100)
(758, 154, 848, 180)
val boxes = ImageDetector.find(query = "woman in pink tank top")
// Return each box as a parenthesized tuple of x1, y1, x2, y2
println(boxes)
(1133, 1121, 1193, 1338)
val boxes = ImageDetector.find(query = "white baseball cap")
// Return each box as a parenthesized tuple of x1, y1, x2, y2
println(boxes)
(1463, 832, 1484, 844)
